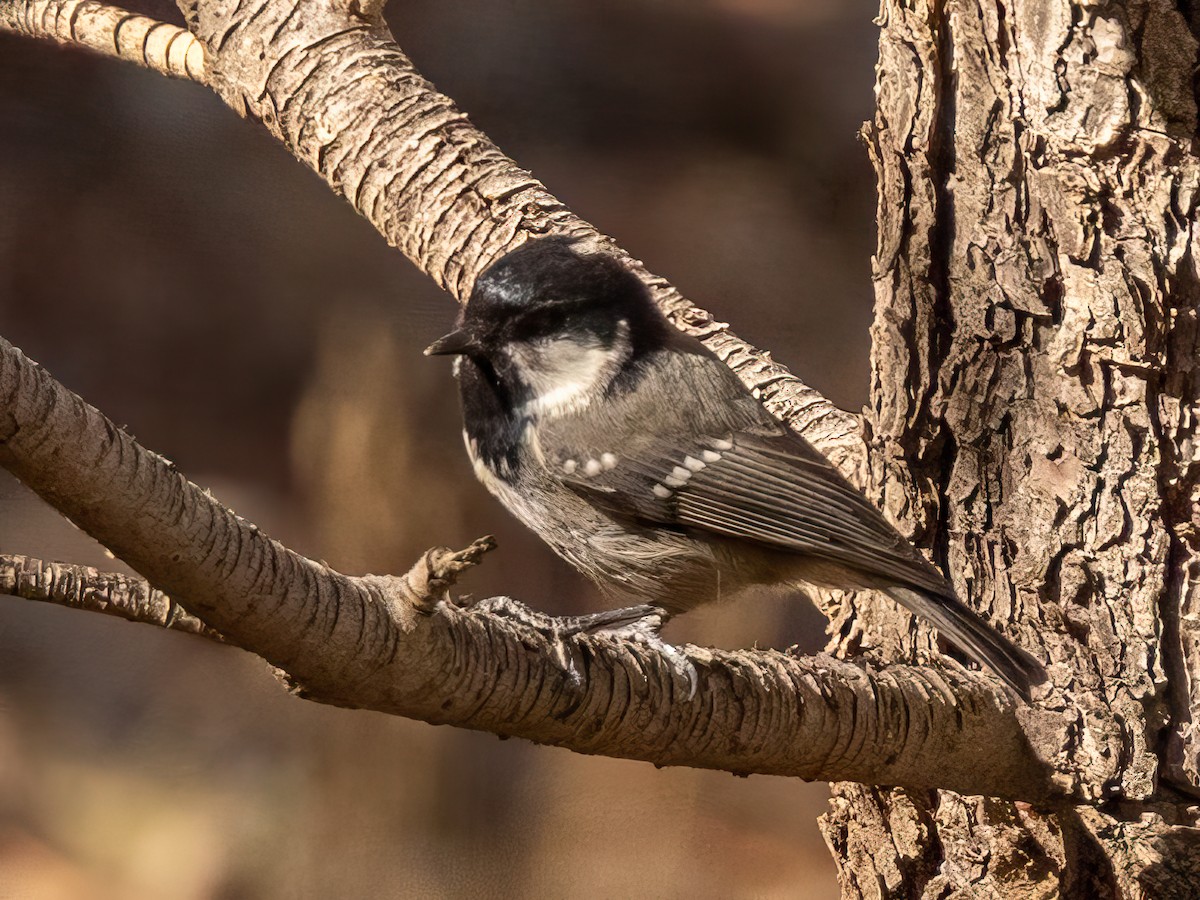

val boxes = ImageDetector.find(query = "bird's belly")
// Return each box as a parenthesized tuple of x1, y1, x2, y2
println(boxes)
(470, 452, 740, 613)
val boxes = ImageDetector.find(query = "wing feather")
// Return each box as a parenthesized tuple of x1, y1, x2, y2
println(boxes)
(551, 430, 950, 597)
(534, 344, 951, 598)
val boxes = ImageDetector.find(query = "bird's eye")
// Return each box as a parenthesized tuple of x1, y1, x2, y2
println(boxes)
(515, 308, 569, 342)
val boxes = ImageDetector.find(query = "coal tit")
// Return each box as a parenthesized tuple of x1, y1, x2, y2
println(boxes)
(427, 237, 1045, 697)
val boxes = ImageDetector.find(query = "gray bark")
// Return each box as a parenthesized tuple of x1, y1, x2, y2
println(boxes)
(820, 0, 1200, 896)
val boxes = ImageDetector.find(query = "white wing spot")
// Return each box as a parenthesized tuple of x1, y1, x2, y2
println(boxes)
(701, 449, 723, 463)
(562, 459, 578, 475)
(600, 452, 618, 469)
(585, 458, 603, 476)
(683, 455, 706, 471)
(710, 437, 734, 451)
(652, 483, 672, 499)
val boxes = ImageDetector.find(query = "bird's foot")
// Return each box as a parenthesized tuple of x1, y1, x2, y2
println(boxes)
(601, 612, 700, 701)
(468, 598, 698, 699)
(551, 604, 666, 635)
(468, 596, 660, 635)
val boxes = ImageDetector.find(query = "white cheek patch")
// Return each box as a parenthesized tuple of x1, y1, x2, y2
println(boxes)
(514, 336, 624, 418)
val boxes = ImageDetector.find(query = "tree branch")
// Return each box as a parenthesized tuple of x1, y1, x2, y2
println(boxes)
(0, 0, 205, 82)
(0, 333, 1093, 804)
(0, 553, 223, 639)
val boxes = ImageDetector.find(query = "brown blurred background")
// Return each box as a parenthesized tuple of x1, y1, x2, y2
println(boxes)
(0, 1, 878, 896)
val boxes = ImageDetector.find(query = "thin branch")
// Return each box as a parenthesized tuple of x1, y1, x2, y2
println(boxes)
(0, 0, 205, 82)
(0, 539, 498, 644)
(0, 333, 1089, 804)
(0, 553, 223, 639)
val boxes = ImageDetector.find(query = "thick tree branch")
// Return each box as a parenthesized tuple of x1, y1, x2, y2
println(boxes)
(0, 0, 1108, 805)
(5, 0, 1196, 890)
(0, 335, 1086, 803)
(0, 0, 205, 81)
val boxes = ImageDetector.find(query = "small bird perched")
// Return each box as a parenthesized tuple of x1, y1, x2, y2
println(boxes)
(427, 237, 1046, 698)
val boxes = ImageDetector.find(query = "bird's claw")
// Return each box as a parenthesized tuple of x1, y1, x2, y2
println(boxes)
(616, 624, 700, 700)
(469, 598, 698, 699)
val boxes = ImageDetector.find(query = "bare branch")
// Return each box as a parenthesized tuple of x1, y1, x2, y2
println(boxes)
(1, 0, 861, 473)
(0, 539, 498, 643)
(0, 0, 1102, 803)
(0, 332, 1092, 804)
(0, 553, 223, 639)
(1, 0, 860, 471)
(0, 0, 205, 82)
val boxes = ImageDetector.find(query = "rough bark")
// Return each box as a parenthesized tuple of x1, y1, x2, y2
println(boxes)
(0, 0, 204, 79)
(0, 0, 865, 526)
(0, 553, 223, 639)
(0, 0, 1083, 801)
(820, 0, 1200, 896)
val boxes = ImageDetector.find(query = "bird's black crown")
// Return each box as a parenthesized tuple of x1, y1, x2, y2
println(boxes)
(463, 237, 672, 353)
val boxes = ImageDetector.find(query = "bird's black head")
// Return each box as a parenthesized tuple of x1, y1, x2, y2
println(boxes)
(426, 238, 675, 420)
(427, 237, 669, 358)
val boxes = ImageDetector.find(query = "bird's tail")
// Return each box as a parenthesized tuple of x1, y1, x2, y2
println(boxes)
(885, 586, 1047, 700)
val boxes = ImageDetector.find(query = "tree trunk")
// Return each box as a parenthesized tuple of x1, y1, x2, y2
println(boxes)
(821, 0, 1200, 895)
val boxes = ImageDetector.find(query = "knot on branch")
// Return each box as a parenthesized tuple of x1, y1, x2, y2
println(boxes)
(361, 535, 497, 628)
(422, 535, 498, 595)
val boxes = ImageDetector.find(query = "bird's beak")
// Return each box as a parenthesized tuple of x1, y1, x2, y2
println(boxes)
(424, 328, 480, 357)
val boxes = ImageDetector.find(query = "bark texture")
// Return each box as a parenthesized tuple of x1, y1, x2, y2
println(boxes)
(821, 0, 1200, 895)
(0, 554, 222, 638)
(178, 0, 868, 479)
(0, 0, 1108, 804)
(0, 0, 204, 79)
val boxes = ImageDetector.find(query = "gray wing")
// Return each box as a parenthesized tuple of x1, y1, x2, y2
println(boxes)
(533, 339, 950, 598)
(548, 425, 951, 598)
(533, 343, 1047, 697)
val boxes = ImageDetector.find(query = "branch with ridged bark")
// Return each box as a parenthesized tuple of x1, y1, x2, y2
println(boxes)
(0, 0, 204, 80)
(0, 333, 1089, 804)
(0, 553, 223, 639)
(0, 0, 1099, 802)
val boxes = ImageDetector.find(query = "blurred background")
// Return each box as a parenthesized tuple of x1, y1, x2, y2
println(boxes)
(0, 0, 878, 896)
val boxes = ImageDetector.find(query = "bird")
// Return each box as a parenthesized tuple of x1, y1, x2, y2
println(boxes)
(426, 236, 1046, 698)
